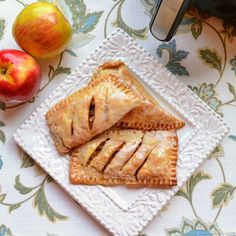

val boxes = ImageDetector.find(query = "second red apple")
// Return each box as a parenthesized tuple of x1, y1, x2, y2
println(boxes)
(0, 49, 42, 102)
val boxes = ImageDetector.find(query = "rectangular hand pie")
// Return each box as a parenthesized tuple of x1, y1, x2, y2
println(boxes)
(90, 61, 185, 131)
(70, 129, 178, 187)
(46, 76, 141, 154)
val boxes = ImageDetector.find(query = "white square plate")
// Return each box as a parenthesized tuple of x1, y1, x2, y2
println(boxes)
(13, 29, 229, 236)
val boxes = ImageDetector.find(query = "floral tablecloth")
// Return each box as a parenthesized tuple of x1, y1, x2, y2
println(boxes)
(0, 0, 236, 235)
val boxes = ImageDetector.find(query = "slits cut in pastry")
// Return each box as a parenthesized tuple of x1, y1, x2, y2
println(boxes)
(46, 76, 141, 154)
(90, 61, 185, 131)
(70, 129, 178, 187)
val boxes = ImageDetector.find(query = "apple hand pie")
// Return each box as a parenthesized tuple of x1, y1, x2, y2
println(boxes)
(70, 129, 178, 187)
(46, 76, 141, 154)
(90, 61, 185, 131)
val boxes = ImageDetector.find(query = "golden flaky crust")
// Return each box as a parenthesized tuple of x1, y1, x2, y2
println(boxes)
(46, 75, 141, 154)
(70, 129, 178, 187)
(90, 61, 185, 131)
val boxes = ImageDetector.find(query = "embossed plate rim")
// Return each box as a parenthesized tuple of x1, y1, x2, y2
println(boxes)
(13, 28, 229, 236)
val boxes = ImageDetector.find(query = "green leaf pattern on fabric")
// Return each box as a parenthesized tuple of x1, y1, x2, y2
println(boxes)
(227, 83, 236, 99)
(58, 0, 103, 48)
(0, 18, 6, 41)
(157, 40, 190, 76)
(229, 135, 236, 141)
(64, 49, 77, 57)
(14, 175, 35, 194)
(209, 145, 224, 159)
(177, 172, 211, 202)
(113, 0, 147, 39)
(0, 174, 67, 222)
(0, 194, 6, 203)
(198, 48, 222, 74)
(63, 0, 86, 33)
(0, 121, 6, 144)
(191, 20, 203, 39)
(176, 172, 211, 220)
(189, 83, 223, 116)
(0, 224, 13, 236)
(33, 186, 67, 222)
(80, 12, 103, 33)
(230, 56, 236, 75)
(187, 172, 211, 201)
(182, 221, 194, 233)
(176, 189, 188, 200)
(140, 0, 156, 17)
(53, 67, 71, 77)
(0, 130, 6, 144)
(211, 183, 236, 208)
(166, 218, 223, 236)
(19, 149, 35, 168)
(9, 203, 21, 213)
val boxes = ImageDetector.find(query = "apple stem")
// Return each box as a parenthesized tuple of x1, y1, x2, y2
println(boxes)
(0, 68, 6, 75)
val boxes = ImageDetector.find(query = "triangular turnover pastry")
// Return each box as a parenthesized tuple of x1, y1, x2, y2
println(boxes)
(70, 129, 178, 186)
(90, 61, 185, 130)
(46, 76, 141, 154)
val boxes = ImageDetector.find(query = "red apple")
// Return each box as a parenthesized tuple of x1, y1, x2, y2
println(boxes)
(12, 2, 72, 59)
(0, 49, 42, 102)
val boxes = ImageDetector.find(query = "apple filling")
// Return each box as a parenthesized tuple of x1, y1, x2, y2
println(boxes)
(88, 97, 95, 130)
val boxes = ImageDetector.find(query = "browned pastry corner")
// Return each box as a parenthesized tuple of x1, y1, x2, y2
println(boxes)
(90, 61, 185, 131)
(70, 129, 178, 187)
(45, 75, 141, 154)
